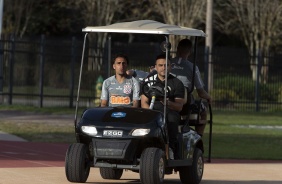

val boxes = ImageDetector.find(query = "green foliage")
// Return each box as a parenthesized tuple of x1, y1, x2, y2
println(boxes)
(45, 63, 70, 88)
(27, 1, 84, 36)
(214, 75, 279, 102)
(259, 83, 278, 101)
(278, 86, 282, 103)
(211, 89, 239, 101)
(214, 76, 252, 100)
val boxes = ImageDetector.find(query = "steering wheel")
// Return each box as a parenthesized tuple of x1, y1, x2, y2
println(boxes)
(141, 79, 171, 99)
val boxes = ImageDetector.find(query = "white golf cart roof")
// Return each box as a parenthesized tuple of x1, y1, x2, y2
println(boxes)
(82, 20, 206, 37)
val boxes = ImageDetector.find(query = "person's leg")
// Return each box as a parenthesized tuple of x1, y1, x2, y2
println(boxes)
(195, 102, 207, 136)
(195, 116, 206, 136)
(167, 111, 180, 158)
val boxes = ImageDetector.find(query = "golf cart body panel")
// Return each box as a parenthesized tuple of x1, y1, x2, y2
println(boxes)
(76, 107, 165, 145)
(75, 106, 202, 166)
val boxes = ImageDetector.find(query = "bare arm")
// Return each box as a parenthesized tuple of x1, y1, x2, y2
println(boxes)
(196, 88, 212, 104)
(132, 100, 140, 108)
(100, 99, 108, 107)
(126, 69, 135, 77)
(162, 98, 185, 112)
(141, 94, 150, 109)
(100, 80, 109, 107)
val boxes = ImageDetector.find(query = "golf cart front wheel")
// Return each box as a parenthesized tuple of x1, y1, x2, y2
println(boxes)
(179, 148, 204, 184)
(65, 143, 90, 183)
(100, 168, 123, 179)
(140, 147, 165, 184)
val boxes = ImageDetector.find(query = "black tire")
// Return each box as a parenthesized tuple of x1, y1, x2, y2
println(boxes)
(179, 148, 204, 184)
(100, 168, 123, 179)
(65, 143, 90, 183)
(140, 147, 165, 184)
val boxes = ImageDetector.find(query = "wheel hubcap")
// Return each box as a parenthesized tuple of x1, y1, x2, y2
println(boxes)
(197, 156, 203, 177)
(159, 158, 164, 180)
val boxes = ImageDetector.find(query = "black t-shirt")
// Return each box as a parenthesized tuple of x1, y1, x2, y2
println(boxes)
(142, 73, 185, 111)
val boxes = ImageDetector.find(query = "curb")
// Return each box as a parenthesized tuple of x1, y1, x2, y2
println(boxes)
(0, 131, 28, 142)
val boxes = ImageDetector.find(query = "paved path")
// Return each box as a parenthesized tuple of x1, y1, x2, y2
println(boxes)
(0, 131, 28, 142)
(1, 141, 282, 184)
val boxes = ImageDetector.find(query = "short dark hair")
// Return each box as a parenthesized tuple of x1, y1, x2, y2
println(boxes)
(155, 53, 166, 61)
(177, 38, 192, 52)
(155, 53, 170, 64)
(113, 54, 129, 65)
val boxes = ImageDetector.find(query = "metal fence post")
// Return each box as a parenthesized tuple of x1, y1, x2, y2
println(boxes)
(69, 36, 76, 108)
(255, 49, 261, 112)
(107, 36, 111, 78)
(0, 35, 3, 103)
(204, 46, 209, 92)
(39, 35, 45, 108)
(8, 34, 15, 105)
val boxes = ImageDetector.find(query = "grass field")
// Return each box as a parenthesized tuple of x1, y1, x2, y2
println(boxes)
(202, 111, 282, 160)
(0, 105, 281, 160)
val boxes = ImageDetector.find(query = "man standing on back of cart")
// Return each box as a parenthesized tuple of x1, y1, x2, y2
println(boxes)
(141, 54, 185, 159)
(100, 54, 140, 107)
(171, 38, 212, 136)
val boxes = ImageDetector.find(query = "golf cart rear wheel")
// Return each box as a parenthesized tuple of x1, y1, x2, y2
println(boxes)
(179, 148, 204, 184)
(99, 168, 123, 179)
(65, 143, 90, 183)
(140, 147, 165, 184)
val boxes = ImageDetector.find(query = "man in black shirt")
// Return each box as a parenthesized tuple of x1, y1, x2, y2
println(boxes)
(141, 54, 185, 159)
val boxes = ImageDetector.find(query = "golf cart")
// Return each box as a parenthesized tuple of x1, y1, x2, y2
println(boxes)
(65, 20, 213, 184)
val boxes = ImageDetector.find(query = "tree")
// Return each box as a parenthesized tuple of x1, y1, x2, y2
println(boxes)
(149, 0, 206, 51)
(78, 0, 159, 72)
(112, 0, 161, 43)
(215, 0, 282, 83)
(76, 0, 122, 72)
(2, 0, 39, 37)
(3, 0, 85, 36)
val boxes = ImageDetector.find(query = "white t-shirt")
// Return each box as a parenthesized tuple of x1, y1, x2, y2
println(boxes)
(170, 57, 204, 91)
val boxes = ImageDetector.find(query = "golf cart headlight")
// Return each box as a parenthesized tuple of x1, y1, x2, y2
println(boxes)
(81, 126, 97, 136)
(132, 129, 150, 136)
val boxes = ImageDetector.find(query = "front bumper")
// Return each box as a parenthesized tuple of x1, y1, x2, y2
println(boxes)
(92, 138, 137, 161)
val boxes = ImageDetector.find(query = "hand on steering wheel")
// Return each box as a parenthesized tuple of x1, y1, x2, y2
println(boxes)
(141, 79, 171, 99)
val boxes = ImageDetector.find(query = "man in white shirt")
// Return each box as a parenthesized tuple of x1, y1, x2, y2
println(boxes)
(171, 39, 212, 136)
(100, 54, 140, 107)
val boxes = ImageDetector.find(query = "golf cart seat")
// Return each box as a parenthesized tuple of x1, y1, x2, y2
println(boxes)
(178, 88, 206, 132)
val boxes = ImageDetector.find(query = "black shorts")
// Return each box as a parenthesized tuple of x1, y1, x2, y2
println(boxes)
(197, 100, 207, 113)
(180, 97, 206, 116)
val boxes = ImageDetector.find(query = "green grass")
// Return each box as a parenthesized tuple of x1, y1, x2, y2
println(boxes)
(0, 105, 282, 160)
(0, 121, 76, 143)
(0, 105, 83, 143)
(202, 111, 282, 160)
(2, 86, 94, 96)
(0, 104, 81, 114)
